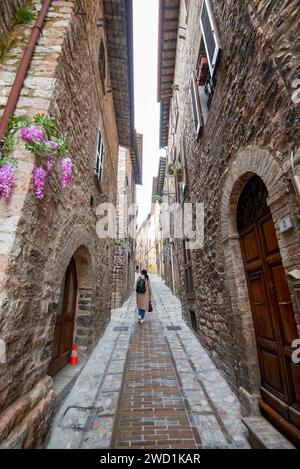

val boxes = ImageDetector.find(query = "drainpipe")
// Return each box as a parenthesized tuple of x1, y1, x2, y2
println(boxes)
(0, 0, 52, 140)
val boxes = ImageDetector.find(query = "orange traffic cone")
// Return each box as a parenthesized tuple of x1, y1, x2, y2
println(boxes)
(70, 343, 78, 365)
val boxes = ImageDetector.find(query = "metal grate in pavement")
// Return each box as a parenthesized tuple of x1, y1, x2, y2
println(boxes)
(166, 326, 182, 331)
(113, 326, 129, 332)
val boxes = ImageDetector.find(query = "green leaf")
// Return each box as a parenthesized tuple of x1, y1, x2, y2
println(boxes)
(0, 155, 18, 168)
(15, 7, 35, 25)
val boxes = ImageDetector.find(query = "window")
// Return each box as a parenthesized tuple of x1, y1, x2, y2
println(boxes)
(98, 41, 106, 92)
(175, 146, 187, 205)
(190, 73, 203, 141)
(95, 131, 105, 183)
(183, 239, 194, 295)
(190, 311, 197, 332)
(199, 0, 221, 79)
(190, 0, 222, 138)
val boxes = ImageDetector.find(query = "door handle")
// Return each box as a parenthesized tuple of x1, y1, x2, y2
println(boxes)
(278, 302, 291, 305)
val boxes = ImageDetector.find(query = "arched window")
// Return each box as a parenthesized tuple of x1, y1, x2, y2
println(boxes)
(236, 176, 269, 232)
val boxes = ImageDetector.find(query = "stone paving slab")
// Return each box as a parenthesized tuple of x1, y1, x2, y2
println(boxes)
(47, 275, 250, 449)
(47, 296, 136, 449)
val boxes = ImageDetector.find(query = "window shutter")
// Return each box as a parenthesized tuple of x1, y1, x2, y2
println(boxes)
(95, 131, 105, 182)
(200, 0, 221, 78)
(190, 73, 202, 141)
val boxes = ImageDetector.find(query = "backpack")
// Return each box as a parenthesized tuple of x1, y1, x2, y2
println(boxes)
(136, 278, 146, 294)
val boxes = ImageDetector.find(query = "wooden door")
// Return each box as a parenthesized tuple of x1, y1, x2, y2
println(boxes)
(48, 258, 78, 376)
(238, 176, 300, 446)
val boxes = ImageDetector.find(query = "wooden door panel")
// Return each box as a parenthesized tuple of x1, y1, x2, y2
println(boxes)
(238, 178, 300, 444)
(261, 217, 278, 255)
(261, 349, 284, 393)
(271, 265, 298, 347)
(248, 274, 275, 340)
(243, 231, 260, 263)
(291, 364, 300, 404)
(62, 321, 74, 356)
(48, 258, 77, 376)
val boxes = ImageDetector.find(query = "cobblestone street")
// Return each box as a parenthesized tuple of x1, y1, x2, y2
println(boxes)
(47, 276, 249, 449)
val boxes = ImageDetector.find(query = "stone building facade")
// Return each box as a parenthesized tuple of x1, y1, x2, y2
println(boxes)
(111, 135, 143, 308)
(158, 0, 300, 446)
(0, 0, 137, 448)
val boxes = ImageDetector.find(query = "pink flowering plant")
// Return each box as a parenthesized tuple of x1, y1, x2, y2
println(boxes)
(117, 239, 130, 257)
(0, 114, 73, 199)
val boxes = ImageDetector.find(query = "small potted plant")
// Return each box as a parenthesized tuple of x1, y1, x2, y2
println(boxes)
(174, 163, 183, 181)
(165, 161, 175, 176)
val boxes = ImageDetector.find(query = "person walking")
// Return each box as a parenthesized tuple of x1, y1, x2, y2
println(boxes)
(136, 269, 152, 324)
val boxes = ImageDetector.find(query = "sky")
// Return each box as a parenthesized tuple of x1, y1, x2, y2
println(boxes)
(133, 0, 165, 227)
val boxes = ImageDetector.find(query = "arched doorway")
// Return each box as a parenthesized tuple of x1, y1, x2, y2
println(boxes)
(48, 258, 78, 376)
(237, 176, 300, 446)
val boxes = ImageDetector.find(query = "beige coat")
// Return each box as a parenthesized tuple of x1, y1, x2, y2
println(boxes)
(136, 275, 152, 312)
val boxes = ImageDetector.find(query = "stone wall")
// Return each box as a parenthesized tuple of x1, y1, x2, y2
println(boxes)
(169, 0, 300, 401)
(0, 0, 121, 447)
(111, 147, 136, 308)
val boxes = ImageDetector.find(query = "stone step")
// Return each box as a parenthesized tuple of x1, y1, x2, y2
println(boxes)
(242, 416, 296, 449)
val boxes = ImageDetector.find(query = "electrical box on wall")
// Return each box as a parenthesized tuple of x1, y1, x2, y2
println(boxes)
(278, 215, 294, 233)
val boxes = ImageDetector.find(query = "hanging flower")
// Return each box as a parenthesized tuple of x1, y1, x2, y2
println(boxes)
(44, 140, 58, 151)
(61, 157, 73, 189)
(21, 127, 44, 142)
(31, 127, 44, 141)
(45, 155, 54, 172)
(20, 127, 32, 142)
(33, 167, 47, 199)
(0, 165, 15, 198)
(2, 115, 73, 199)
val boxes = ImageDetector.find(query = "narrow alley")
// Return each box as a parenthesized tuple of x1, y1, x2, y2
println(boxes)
(47, 276, 249, 450)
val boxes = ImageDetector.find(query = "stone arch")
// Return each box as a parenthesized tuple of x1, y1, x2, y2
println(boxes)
(72, 245, 94, 358)
(47, 224, 98, 365)
(220, 146, 300, 415)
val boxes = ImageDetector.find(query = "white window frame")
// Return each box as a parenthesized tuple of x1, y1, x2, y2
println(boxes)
(199, 0, 221, 79)
(190, 72, 203, 141)
(95, 131, 105, 183)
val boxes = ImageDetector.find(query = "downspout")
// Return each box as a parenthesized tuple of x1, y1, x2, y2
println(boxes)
(0, 0, 52, 140)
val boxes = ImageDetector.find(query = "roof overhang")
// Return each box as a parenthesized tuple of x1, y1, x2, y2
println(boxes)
(130, 132, 143, 185)
(104, 0, 135, 149)
(157, 0, 180, 148)
(157, 157, 166, 196)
